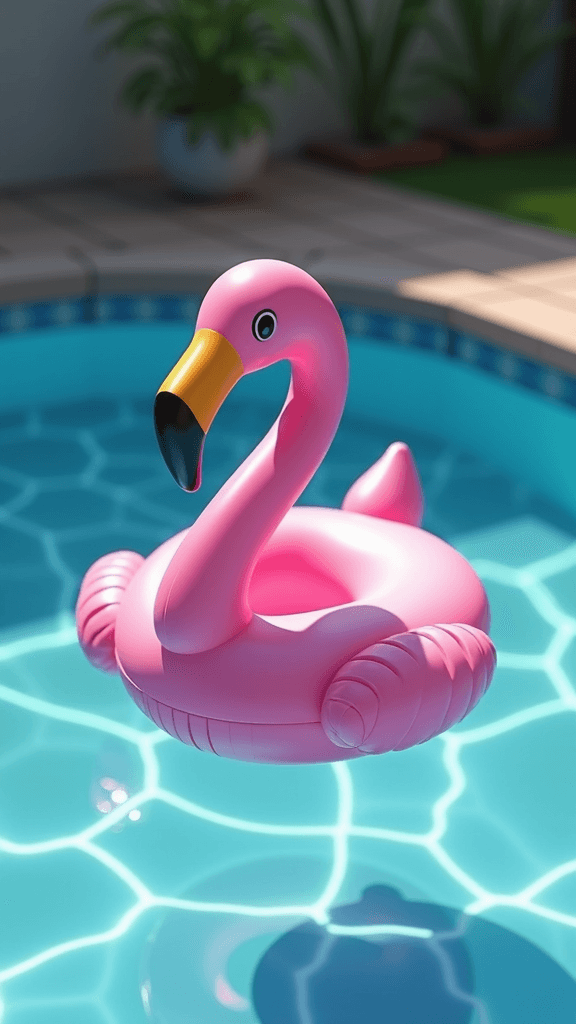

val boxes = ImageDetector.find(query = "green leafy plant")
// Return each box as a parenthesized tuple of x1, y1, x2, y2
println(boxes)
(309, 0, 433, 144)
(92, 0, 315, 149)
(419, 0, 574, 127)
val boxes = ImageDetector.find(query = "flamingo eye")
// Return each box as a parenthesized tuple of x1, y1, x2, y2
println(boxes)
(252, 309, 277, 342)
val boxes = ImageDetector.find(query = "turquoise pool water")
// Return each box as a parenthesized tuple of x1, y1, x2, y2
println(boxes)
(0, 318, 575, 1023)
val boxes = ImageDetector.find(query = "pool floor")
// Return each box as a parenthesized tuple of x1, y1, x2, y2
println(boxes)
(0, 374, 575, 1022)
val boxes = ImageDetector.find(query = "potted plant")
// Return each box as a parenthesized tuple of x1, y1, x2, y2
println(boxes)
(303, 0, 447, 172)
(92, 0, 315, 197)
(419, 0, 575, 154)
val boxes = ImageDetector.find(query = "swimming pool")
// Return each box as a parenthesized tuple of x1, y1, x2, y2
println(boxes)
(0, 296, 575, 1023)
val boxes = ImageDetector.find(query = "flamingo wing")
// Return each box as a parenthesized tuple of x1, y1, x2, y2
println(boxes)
(321, 624, 496, 752)
(76, 550, 145, 674)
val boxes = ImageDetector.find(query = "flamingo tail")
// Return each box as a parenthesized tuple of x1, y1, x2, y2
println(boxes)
(321, 624, 496, 753)
(341, 441, 424, 527)
(75, 550, 145, 674)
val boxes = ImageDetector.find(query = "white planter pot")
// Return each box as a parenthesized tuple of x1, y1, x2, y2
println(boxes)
(157, 117, 269, 198)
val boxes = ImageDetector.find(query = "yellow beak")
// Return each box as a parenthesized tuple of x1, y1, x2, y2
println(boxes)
(154, 329, 243, 491)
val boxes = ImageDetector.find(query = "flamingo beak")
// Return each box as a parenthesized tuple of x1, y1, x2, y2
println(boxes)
(154, 328, 243, 492)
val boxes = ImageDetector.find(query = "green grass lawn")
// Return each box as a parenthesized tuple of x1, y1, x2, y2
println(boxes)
(375, 145, 576, 234)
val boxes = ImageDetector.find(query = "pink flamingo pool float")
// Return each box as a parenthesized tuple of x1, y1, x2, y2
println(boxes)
(76, 259, 496, 764)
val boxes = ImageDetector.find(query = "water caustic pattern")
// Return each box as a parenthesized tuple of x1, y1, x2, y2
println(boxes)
(0, 381, 575, 1022)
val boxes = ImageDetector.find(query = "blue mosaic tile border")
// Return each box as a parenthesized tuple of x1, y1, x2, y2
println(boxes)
(0, 294, 201, 333)
(337, 303, 576, 409)
(1, 293, 575, 410)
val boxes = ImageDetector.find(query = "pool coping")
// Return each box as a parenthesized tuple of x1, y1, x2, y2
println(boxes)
(2, 157, 576, 393)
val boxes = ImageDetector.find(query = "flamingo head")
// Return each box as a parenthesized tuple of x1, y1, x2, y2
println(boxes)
(154, 259, 345, 491)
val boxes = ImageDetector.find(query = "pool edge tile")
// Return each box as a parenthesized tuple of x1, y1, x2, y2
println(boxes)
(0, 253, 90, 306)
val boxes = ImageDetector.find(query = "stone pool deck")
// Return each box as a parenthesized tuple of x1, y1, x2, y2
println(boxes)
(2, 155, 576, 376)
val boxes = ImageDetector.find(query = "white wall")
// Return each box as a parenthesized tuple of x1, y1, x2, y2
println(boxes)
(0, 0, 566, 188)
(0, 0, 156, 186)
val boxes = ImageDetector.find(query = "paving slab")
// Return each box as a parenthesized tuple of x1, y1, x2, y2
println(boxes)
(2, 156, 576, 376)
(306, 247, 439, 291)
(497, 256, 576, 286)
(0, 198, 57, 233)
(404, 235, 545, 274)
(0, 253, 89, 305)
(88, 239, 278, 295)
(77, 214, 207, 250)
(195, 210, 352, 265)
(456, 291, 576, 351)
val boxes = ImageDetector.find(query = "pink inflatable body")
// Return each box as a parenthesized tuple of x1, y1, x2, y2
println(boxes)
(76, 259, 495, 764)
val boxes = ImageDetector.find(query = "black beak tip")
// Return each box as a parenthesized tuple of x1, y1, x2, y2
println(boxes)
(154, 392, 205, 493)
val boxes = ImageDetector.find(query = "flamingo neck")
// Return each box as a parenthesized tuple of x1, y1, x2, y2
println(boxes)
(154, 339, 348, 654)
